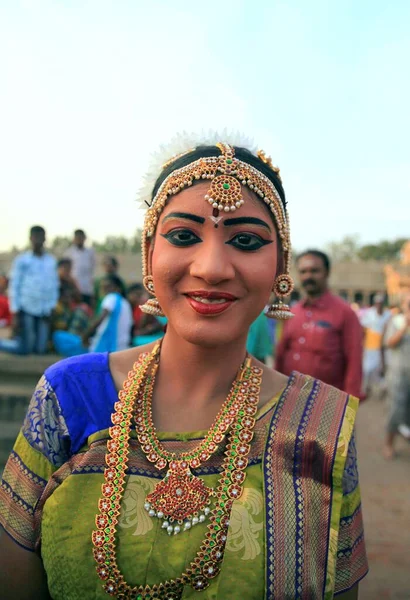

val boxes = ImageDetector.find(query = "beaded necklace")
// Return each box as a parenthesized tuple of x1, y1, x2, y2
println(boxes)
(92, 344, 262, 598)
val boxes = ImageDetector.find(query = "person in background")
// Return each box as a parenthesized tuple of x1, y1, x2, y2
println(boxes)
(360, 292, 391, 398)
(51, 283, 75, 335)
(94, 255, 127, 312)
(383, 295, 410, 459)
(247, 311, 273, 364)
(82, 274, 132, 352)
(0, 275, 11, 329)
(276, 249, 363, 398)
(52, 284, 93, 357)
(0, 226, 58, 354)
(57, 257, 79, 291)
(127, 283, 165, 345)
(64, 229, 96, 305)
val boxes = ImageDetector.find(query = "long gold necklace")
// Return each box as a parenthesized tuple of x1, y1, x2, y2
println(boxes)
(137, 357, 254, 535)
(92, 344, 262, 598)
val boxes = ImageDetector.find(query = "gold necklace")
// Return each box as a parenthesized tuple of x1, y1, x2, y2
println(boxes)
(92, 344, 263, 598)
(137, 357, 253, 535)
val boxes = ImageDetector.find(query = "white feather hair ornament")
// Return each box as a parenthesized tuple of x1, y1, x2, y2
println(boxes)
(136, 130, 258, 211)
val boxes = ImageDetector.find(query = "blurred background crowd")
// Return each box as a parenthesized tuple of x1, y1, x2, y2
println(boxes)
(1, 224, 409, 461)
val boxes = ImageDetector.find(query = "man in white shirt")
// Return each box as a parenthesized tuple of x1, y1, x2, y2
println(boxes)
(82, 275, 132, 352)
(0, 225, 58, 354)
(64, 230, 96, 305)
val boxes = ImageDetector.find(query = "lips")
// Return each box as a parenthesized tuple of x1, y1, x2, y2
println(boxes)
(184, 290, 238, 315)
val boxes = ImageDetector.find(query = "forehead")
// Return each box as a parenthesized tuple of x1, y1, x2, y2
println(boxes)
(297, 254, 325, 269)
(159, 181, 275, 222)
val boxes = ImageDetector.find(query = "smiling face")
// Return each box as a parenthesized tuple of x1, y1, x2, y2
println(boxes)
(147, 182, 279, 347)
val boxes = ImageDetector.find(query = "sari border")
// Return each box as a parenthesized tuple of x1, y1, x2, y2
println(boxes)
(263, 371, 298, 600)
(292, 379, 321, 596)
(323, 394, 359, 600)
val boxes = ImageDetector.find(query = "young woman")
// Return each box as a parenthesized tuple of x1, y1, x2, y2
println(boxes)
(0, 138, 367, 599)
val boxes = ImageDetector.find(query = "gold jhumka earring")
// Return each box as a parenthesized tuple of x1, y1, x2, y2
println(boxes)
(266, 274, 294, 320)
(140, 275, 165, 317)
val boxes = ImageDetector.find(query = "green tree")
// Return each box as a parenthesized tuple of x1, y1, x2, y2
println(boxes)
(358, 238, 408, 261)
(325, 235, 360, 262)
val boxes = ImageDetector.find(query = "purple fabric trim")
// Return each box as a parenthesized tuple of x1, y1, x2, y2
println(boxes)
(263, 373, 296, 600)
(292, 379, 321, 598)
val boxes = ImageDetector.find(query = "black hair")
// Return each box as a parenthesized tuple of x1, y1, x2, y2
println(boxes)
(296, 249, 331, 273)
(104, 255, 119, 268)
(102, 274, 125, 293)
(74, 229, 86, 236)
(58, 257, 72, 268)
(151, 145, 287, 211)
(127, 282, 144, 294)
(30, 225, 45, 236)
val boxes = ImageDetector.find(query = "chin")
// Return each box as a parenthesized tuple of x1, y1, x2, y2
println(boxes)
(168, 314, 249, 349)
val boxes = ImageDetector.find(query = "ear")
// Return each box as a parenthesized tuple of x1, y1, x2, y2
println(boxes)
(144, 234, 155, 276)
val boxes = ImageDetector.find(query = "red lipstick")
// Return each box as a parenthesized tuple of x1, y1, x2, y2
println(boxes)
(184, 290, 237, 316)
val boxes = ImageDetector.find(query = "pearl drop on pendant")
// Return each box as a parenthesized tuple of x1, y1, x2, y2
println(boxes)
(192, 516, 199, 525)
(148, 509, 156, 517)
(167, 526, 174, 535)
(144, 502, 151, 511)
(173, 526, 181, 535)
(157, 511, 164, 519)
(199, 514, 206, 522)
(162, 521, 169, 529)
(184, 521, 192, 530)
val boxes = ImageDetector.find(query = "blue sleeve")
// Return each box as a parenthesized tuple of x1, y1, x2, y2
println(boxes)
(44, 353, 118, 454)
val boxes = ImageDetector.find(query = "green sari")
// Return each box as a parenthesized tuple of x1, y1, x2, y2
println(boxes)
(0, 353, 367, 599)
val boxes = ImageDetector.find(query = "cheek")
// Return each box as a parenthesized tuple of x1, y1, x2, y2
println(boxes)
(150, 237, 186, 289)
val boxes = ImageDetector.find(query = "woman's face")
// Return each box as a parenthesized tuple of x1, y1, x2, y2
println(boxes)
(149, 181, 279, 347)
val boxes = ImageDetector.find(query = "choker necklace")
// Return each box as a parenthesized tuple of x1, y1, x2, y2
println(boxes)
(92, 344, 262, 598)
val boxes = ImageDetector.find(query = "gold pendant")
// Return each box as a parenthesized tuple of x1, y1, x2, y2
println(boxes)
(144, 460, 214, 535)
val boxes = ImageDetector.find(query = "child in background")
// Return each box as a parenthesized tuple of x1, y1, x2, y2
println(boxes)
(127, 283, 165, 346)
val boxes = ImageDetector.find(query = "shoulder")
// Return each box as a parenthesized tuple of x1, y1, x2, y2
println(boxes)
(43, 353, 118, 453)
(44, 252, 57, 266)
(102, 293, 116, 309)
(13, 251, 30, 266)
(287, 372, 357, 416)
(330, 294, 360, 320)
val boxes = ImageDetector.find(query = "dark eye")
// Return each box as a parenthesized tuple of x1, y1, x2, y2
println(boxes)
(227, 233, 272, 251)
(161, 229, 202, 247)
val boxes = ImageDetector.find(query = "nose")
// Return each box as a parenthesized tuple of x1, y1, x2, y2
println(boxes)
(189, 238, 236, 285)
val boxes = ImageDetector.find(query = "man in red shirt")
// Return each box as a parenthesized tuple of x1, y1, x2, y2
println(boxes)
(275, 250, 363, 398)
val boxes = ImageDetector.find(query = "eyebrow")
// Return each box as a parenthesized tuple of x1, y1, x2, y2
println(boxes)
(162, 212, 205, 225)
(223, 216, 271, 231)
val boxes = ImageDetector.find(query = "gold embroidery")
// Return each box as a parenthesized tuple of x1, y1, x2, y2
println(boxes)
(226, 488, 263, 561)
(118, 477, 156, 536)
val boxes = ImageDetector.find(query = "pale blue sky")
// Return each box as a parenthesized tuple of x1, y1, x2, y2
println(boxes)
(1, 0, 409, 252)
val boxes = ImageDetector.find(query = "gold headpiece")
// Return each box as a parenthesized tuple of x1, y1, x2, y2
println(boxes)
(257, 150, 282, 182)
(141, 143, 291, 284)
